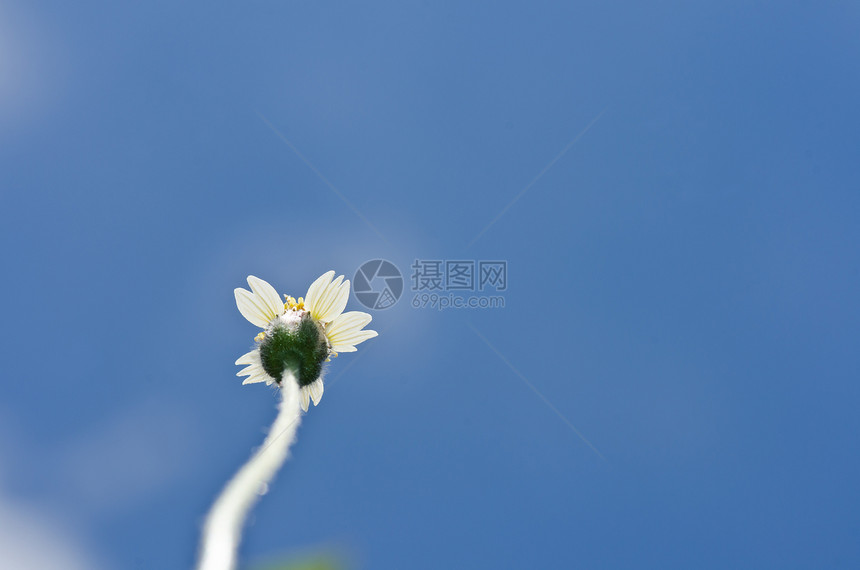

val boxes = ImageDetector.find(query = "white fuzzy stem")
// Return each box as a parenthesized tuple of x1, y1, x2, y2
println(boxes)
(197, 377, 302, 570)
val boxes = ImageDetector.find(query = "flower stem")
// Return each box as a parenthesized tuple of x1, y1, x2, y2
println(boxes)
(197, 376, 302, 570)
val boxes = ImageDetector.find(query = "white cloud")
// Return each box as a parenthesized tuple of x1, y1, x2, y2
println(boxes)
(0, 3, 66, 132)
(0, 396, 200, 569)
(56, 399, 201, 516)
(0, 482, 103, 570)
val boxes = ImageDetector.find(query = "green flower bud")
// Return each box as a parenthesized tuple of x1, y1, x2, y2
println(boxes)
(259, 314, 329, 387)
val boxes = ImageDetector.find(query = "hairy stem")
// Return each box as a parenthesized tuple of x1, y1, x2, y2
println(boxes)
(197, 377, 302, 570)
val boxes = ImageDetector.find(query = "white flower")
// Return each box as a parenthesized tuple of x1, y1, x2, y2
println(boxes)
(233, 271, 377, 411)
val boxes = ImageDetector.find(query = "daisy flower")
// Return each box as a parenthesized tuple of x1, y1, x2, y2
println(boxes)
(233, 271, 377, 411)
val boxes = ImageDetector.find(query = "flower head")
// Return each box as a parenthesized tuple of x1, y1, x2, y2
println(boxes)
(234, 271, 377, 411)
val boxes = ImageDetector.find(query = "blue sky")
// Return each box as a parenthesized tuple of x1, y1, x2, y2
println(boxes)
(1, 1, 859, 568)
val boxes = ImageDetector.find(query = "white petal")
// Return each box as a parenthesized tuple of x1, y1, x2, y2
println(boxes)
(236, 364, 266, 377)
(235, 349, 272, 385)
(334, 328, 378, 344)
(316, 278, 350, 323)
(235, 288, 274, 328)
(235, 350, 261, 366)
(309, 379, 324, 406)
(242, 373, 269, 385)
(304, 271, 336, 320)
(247, 276, 285, 321)
(299, 386, 311, 412)
(326, 311, 376, 351)
(313, 274, 342, 320)
(327, 311, 372, 337)
(326, 311, 374, 351)
(328, 279, 351, 321)
(330, 329, 378, 353)
(306, 272, 349, 323)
